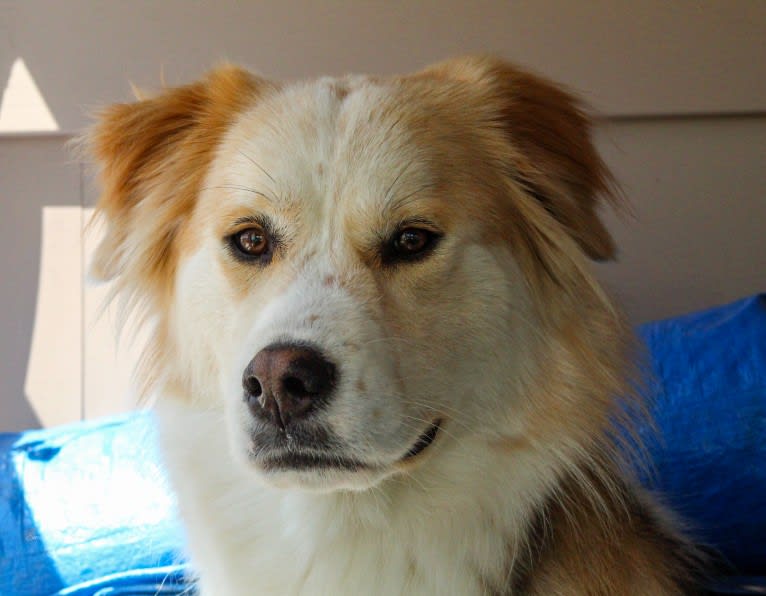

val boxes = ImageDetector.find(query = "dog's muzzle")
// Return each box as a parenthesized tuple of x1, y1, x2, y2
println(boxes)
(241, 341, 442, 475)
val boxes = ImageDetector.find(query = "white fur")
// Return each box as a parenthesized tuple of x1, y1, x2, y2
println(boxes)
(156, 397, 561, 595)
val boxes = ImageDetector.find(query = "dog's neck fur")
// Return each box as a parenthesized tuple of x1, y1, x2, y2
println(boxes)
(155, 398, 566, 595)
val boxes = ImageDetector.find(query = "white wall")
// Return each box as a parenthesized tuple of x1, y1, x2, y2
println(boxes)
(1, 1, 765, 431)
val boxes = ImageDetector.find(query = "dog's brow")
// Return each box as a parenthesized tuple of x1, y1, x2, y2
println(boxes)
(205, 184, 277, 204)
(202, 150, 282, 205)
(384, 160, 415, 205)
(389, 182, 440, 211)
(232, 214, 267, 228)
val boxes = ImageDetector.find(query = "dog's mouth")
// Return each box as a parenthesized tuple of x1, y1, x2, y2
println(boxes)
(400, 419, 441, 461)
(256, 420, 442, 472)
(260, 451, 368, 472)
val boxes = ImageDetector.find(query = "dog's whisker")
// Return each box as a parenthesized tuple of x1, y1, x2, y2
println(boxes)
(383, 158, 415, 205)
(390, 182, 440, 212)
(201, 184, 276, 203)
(237, 149, 277, 185)
(398, 415, 464, 445)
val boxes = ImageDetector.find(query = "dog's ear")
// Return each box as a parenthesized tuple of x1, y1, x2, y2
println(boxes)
(87, 66, 265, 287)
(421, 55, 617, 261)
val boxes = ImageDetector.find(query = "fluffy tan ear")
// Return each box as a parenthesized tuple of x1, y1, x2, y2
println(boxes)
(422, 55, 617, 261)
(87, 65, 266, 291)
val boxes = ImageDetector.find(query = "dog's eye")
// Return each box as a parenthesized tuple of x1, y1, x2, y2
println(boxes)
(395, 229, 431, 254)
(385, 227, 441, 264)
(231, 226, 269, 258)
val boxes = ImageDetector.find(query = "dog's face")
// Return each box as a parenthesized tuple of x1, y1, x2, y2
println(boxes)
(89, 56, 619, 492)
(182, 78, 538, 491)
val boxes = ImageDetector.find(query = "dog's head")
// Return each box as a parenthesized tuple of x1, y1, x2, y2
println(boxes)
(88, 56, 626, 492)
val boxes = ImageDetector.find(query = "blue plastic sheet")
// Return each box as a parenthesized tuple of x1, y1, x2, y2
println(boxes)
(637, 294, 766, 573)
(0, 415, 186, 594)
(54, 565, 190, 596)
(1, 294, 764, 594)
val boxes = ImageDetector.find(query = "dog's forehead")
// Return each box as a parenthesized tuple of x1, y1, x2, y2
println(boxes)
(216, 76, 442, 218)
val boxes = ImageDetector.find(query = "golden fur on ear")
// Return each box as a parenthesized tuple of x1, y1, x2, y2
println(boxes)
(421, 55, 617, 261)
(87, 65, 267, 292)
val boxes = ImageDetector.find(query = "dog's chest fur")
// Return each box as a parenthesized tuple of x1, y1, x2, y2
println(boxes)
(157, 401, 552, 595)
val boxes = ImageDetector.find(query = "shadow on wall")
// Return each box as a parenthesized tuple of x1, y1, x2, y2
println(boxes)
(0, 173, 45, 431)
(1, 36, 142, 430)
(0, 47, 73, 430)
(0, 199, 142, 432)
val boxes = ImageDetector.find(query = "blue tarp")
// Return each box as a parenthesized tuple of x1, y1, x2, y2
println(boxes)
(0, 415, 186, 594)
(1, 294, 764, 594)
(637, 294, 766, 573)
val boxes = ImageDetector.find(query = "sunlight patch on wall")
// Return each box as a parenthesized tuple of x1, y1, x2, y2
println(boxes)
(24, 207, 82, 427)
(0, 57, 59, 133)
(24, 207, 143, 429)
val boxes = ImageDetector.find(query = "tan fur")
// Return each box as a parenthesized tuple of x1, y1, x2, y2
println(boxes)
(514, 469, 697, 595)
(87, 56, 698, 594)
(418, 55, 618, 261)
(86, 65, 272, 395)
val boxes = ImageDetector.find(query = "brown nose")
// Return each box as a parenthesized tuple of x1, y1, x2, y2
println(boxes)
(243, 343, 337, 430)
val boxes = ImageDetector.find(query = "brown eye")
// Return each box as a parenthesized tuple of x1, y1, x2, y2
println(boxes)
(384, 226, 441, 265)
(395, 228, 430, 254)
(232, 226, 269, 257)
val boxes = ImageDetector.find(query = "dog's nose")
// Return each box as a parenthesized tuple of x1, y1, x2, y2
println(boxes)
(243, 343, 337, 430)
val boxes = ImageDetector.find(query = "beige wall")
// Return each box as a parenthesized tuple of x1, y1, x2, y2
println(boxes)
(596, 116, 766, 321)
(1, 1, 765, 431)
(2, 0, 765, 128)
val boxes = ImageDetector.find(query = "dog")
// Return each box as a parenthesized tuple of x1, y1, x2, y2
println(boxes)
(86, 55, 698, 594)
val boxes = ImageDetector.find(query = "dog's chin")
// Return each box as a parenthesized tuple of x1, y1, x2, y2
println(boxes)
(245, 420, 443, 492)
(254, 463, 388, 492)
